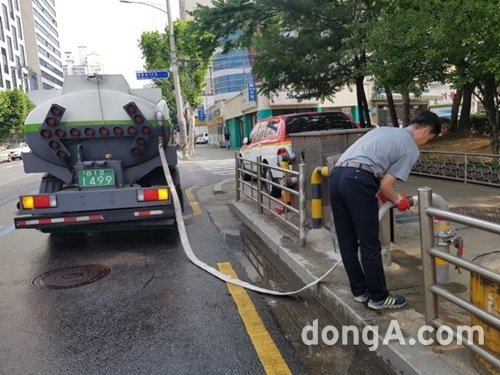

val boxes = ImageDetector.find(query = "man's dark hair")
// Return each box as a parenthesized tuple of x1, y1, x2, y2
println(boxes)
(410, 110, 442, 135)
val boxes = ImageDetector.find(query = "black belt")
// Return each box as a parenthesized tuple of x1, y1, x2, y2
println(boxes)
(336, 161, 374, 174)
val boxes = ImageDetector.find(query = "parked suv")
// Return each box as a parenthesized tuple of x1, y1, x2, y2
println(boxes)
(240, 112, 359, 197)
(9, 142, 31, 160)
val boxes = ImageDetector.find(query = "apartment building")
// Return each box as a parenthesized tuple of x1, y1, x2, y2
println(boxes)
(0, 0, 29, 90)
(63, 46, 103, 76)
(20, 0, 63, 90)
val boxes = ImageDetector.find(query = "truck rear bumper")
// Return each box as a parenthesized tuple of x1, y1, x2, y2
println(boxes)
(14, 205, 176, 232)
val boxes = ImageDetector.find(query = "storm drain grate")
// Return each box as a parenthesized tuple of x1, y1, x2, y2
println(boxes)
(32, 264, 111, 289)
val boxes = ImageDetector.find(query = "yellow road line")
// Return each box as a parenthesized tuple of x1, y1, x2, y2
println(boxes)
(185, 186, 202, 215)
(218, 262, 292, 375)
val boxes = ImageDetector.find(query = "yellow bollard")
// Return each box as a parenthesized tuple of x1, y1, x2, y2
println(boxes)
(311, 167, 329, 229)
(434, 217, 453, 285)
(470, 251, 500, 375)
(279, 160, 292, 206)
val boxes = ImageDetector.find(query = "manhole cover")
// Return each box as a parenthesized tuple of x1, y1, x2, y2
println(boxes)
(32, 264, 111, 289)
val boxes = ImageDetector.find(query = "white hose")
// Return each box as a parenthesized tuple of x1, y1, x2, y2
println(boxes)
(159, 140, 342, 296)
(378, 201, 395, 221)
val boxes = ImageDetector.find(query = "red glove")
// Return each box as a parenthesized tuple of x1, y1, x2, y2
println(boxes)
(395, 193, 411, 211)
(376, 192, 390, 203)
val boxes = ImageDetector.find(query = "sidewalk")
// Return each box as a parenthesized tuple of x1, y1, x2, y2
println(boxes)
(202, 174, 499, 374)
(178, 144, 236, 162)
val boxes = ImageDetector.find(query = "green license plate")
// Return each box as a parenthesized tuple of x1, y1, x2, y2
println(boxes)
(78, 169, 115, 188)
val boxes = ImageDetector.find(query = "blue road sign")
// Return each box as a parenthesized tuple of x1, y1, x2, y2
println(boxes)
(197, 106, 205, 121)
(248, 83, 257, 102)
(136, 70, 170, 80)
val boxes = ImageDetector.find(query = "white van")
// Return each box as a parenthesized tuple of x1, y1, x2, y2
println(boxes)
(195, 133, 209, 144)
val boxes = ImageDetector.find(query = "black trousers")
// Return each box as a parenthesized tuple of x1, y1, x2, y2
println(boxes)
(329, 167, 389, 301)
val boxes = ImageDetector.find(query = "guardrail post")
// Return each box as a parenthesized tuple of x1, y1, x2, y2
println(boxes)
(235, 152, 240, 201)
(418, 187, 438, 325)
(257, 156, 263, 214)
(464, 153, 468, 184)
(299, 163, 306, 246)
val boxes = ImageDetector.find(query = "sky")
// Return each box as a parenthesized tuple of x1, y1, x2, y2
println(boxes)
(55, 0, 180, 88)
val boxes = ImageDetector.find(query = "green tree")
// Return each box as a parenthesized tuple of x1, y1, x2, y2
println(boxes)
(425, 0, 500, 150)
(361, 1, 443, 126)
(193, 0, 383, 127)
(0, 89, 35, 142)
(365, 0, 499, 150)
(139, 20, 217, 155)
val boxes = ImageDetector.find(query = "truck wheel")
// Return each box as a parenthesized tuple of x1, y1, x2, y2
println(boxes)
(175, 184, 184, 212)
(169, 167, 184, 212)
(39, 174, 63, 193)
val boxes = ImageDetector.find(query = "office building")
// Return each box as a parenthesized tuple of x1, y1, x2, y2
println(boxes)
(179, 0, 212, 20)
(20, 0, 63, 90)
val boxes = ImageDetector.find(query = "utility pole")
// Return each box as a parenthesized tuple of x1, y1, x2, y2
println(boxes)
(119, 0, 188, 154)
(165, 0, 188, 154)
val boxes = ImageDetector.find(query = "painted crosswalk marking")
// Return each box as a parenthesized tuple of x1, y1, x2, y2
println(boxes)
(190, 159, 235, 176)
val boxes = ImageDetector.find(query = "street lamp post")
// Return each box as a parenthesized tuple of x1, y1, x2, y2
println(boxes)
(119, 0, 187, 150)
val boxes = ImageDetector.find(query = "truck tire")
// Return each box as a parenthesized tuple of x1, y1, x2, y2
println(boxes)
(170, 167, 184, 212)
(39, 174, 63, 193)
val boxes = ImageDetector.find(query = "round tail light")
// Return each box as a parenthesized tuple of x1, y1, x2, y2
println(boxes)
(49, 140, 59, 149)
(99, 127, 109, 136)
(84, 128, 95, 136)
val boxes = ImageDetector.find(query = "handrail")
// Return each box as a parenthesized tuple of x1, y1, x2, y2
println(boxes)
(235, 154, 306, 245)
(418, 186, 500, 368)
(413, 150, 500, 187)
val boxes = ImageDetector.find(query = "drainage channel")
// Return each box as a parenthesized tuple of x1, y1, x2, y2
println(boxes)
(238, 223, 391, 375)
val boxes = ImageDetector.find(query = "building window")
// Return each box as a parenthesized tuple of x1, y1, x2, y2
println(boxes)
(6, 79, 11, 89)
(1, 48, 8, 74)
(12, 25, 18, 50)
(20, 44, 25, 65)
(7, 36, 13, 61)
(213, 73, 254, 95)
(0, 66, 3, 88)
(212, 49, 251, 72)
(0, 17, 4, 42)
(11, 67, 17, 88)
(8, 0, 14, 20)
(16, 16, 21, 40)
(2, 5, 9, 29)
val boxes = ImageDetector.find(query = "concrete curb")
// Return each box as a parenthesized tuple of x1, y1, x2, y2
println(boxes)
(230, 201, 460, 375)
(213, 178, 234, 195)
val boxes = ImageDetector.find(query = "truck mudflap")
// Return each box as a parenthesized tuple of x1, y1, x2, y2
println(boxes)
(14, 205, 176, 231)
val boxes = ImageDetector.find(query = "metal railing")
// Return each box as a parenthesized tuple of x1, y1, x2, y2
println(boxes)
(418, 186, 500, 368)
(235, 154, 306, 245)
(413, 150, 500, 187)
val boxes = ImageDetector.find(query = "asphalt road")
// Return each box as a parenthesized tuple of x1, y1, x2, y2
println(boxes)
(0, 155, 305, 375)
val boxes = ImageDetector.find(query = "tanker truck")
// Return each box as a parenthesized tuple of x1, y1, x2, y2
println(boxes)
(14, 74, 182, 233)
